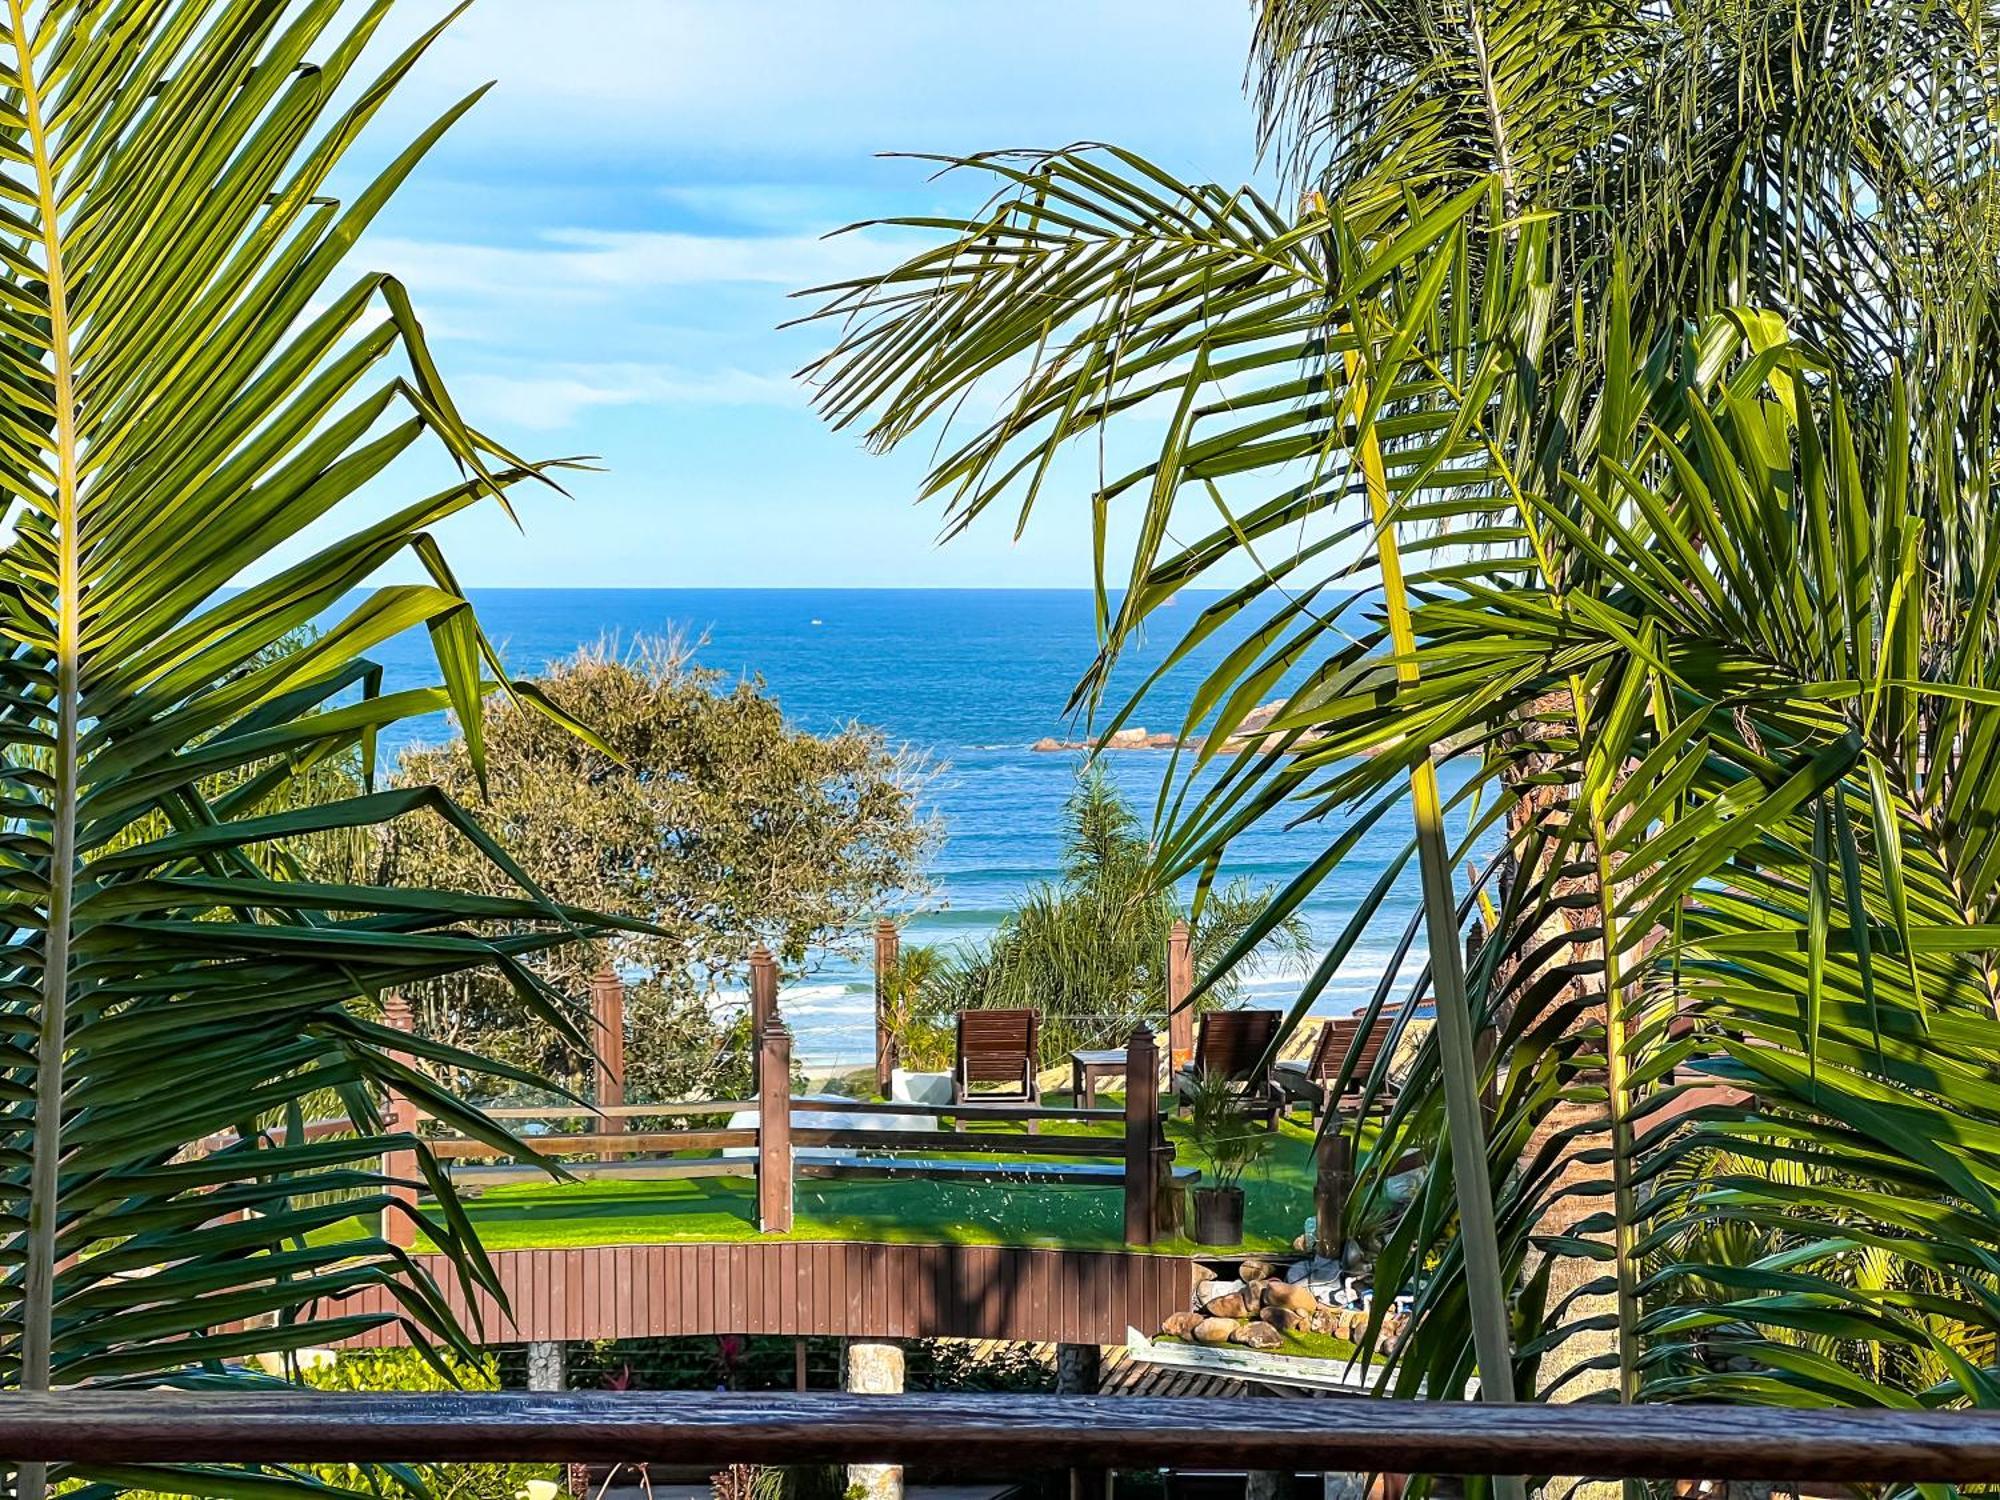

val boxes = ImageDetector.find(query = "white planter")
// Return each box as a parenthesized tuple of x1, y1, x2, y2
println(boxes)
(890, 1068, 953, 1106)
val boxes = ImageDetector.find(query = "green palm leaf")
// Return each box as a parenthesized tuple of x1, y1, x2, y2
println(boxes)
(0, 4, 621, 1494)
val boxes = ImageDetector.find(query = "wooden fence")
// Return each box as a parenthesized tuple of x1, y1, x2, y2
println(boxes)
(383, 977, 1189, 1248)
(327, 1242, 1196, 1347)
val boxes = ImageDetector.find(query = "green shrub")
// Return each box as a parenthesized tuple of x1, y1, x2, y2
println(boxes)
(301, 1349, 561, 1500)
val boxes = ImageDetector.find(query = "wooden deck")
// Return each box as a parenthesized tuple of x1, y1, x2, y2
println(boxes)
(325, 1240, 1194, 1348)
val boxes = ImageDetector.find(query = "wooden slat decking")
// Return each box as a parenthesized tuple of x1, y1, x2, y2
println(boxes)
(324, 1241, 1192, 1348)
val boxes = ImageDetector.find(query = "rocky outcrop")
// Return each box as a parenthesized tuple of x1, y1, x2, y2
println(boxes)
(1031, 728, 1179, 752)
(1029, 699, 1340, 754)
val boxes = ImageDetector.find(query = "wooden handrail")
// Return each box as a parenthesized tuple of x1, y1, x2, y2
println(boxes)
(430, 1129, 756, 1160)
(789, 1128, 1119, 1157)
(0, 1392, 1993, 1481)
(476, 1101, 756, 1120)
(801, 1097, 1125, 1122)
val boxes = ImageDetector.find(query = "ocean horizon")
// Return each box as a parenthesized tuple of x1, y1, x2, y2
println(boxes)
(353, 587, 1451, 1066)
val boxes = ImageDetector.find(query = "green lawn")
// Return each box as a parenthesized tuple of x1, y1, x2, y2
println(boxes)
(408, 1113, 1323, 1255)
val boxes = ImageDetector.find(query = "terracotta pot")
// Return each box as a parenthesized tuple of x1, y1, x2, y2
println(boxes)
(1191, 1185, 1245, 1246)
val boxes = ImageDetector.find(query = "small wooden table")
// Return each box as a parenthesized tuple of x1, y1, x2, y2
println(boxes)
(1069, 1048, 1130, 1107)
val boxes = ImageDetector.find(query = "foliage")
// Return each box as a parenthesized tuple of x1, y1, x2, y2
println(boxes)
(298, 1350, 559, 1500)
(878, 942, 955, 1072)
(384, 633, 938, 1102)
(894, 772, 1309, 1064)
(1180, 1073, 1279, 1193)
(0, 4, 626, 1497)
(795, 0, 2000, 1438)
(519, 1334, 1055, 1394)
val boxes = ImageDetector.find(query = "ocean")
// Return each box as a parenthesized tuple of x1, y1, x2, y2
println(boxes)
(360, 588, 1457, 1067)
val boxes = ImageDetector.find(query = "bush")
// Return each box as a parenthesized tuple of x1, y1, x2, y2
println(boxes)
(301, 1349, 561, 1500)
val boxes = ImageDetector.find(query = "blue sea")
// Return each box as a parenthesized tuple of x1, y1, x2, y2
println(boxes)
(360, 589, 1456, 1067)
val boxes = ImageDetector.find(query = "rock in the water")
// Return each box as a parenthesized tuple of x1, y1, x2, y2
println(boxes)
(1030, 736, 1065, 753)
(1192, 1317, 1238, 1345)
(1232, 1320, 1285, 1350)
(1195, 1278, 1245, 1306)
(1106, 727, 1150, 749)
(1161, 1311, 1202, 1339)
(1238, 1258, 1278, 1283)
(1264, 1280, 1317, 1315)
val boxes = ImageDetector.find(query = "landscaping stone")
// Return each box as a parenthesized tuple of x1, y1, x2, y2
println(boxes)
(1232, 1320, 1285, 1350)
(1260, 1307, 1311, 1334)
(1237, 1258, 1279, 1282)
(1195, 1277, 1245, 1305)
(1192, 1317, 1238, 1345)
(1160, 1311, 1202, 1338)
(1264, 1280, 1317, 1315)
(1201, 1291, 1255, 1319)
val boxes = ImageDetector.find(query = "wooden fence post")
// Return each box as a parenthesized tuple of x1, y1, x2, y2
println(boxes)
(381, 992, 418, 1250)
(750, 944, 778, 1036)
(1166, 920, 1194, 1074)
(1123, 1023, 1162, 1245)
(1313, 1118, 1352, 1259)
(873, 918, 900, 1097)
(758, 1013, 793, 1234)
(591, 966, 626, 1160)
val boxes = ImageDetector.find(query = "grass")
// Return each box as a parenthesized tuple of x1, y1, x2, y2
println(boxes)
(1159, 1328, 1363, 1362)
(402, 1111, 1324, 1255)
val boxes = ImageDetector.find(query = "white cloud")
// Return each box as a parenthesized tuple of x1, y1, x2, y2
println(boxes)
(375, 1, 1256, 172)
(456, 364, 799, 430)
(366, 226, 894, 303)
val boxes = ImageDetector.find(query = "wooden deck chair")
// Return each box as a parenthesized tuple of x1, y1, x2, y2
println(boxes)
(1174, 1008, 1283, 1128)
(952, 1008, 1041, 1114)
(1275, 1013, 1400, 1123)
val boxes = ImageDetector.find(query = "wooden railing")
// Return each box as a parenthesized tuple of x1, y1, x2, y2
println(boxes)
(385, 988, 1189, 1245)
(0, 1392, 1996, 1483)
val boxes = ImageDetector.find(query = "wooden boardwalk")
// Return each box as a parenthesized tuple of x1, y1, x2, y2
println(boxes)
(328, 1241, 1194, 1348)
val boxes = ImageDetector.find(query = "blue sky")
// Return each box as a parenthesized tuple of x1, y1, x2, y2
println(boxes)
(320, 1, 1266, 588)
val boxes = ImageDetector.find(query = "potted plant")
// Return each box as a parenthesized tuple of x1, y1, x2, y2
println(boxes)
(1182, 1072, 1278, 1245)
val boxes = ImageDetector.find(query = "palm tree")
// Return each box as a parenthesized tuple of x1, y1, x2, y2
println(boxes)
(905, 772, 1311, 1064)
(0, 4, 624, 1495)
(795, 0, 2000, 1428)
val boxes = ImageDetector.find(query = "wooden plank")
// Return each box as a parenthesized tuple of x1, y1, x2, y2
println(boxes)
(593, 1247, 613, 1340)
(810, 1243, 831, 1337)
(478, 1102, 756, 1119)
(728, 1243, 749, 1334)
(776, 1242, 798, 1336)
(8, 1390, 2000, 1482)
(447, 1159, 752, 1186)
(791, 1129, 1118, 1157)
(431, 1129, 756, 1159)
(694, 1243, 716, 1335)
(795, 1156, 1195, 1184)
(320, 1243, 1203, 1348)
(845, 1243, 864, 1335)
(801, 1098, 1123, 1123)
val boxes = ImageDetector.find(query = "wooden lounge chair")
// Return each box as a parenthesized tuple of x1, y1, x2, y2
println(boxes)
(952, 1008, 1041, 1111)
(1174, 1008, 1284, 1128)
(1275, 1013, 1400, 1123)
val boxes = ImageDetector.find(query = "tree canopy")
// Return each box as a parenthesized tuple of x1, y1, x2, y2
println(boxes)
(385, 634, 937, 1101)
